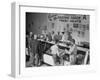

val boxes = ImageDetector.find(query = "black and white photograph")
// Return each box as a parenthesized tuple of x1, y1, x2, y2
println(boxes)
(25, 12, 90, 67)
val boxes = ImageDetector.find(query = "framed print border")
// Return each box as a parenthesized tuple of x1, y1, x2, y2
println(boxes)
(11, 2, 96, 78)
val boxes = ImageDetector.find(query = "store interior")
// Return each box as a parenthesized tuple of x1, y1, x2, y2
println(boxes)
(26, 12, 90, 67)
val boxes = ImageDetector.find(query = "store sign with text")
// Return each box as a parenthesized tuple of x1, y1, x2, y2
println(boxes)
(48, 14, 87, 23)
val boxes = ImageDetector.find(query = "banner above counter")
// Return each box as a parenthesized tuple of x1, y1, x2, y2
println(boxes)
(48, 14, 89, 24)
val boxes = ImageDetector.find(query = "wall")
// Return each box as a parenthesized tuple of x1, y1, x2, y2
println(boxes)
(26, 13, 89, 43)
(26, 13, 48, 34)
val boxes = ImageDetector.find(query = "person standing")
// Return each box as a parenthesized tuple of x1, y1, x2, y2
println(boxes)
(67, 32, 73, 42)
(51, 31, 55, 41)
(54, 32, 62, 41)
(46, 32, 52, 41)
(69, 39, 77, 65)
(65, 39, 77, 65)
(50, 40, 60, 65)
(61, 32, 68, 42)
(29, 33, 39, 66)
